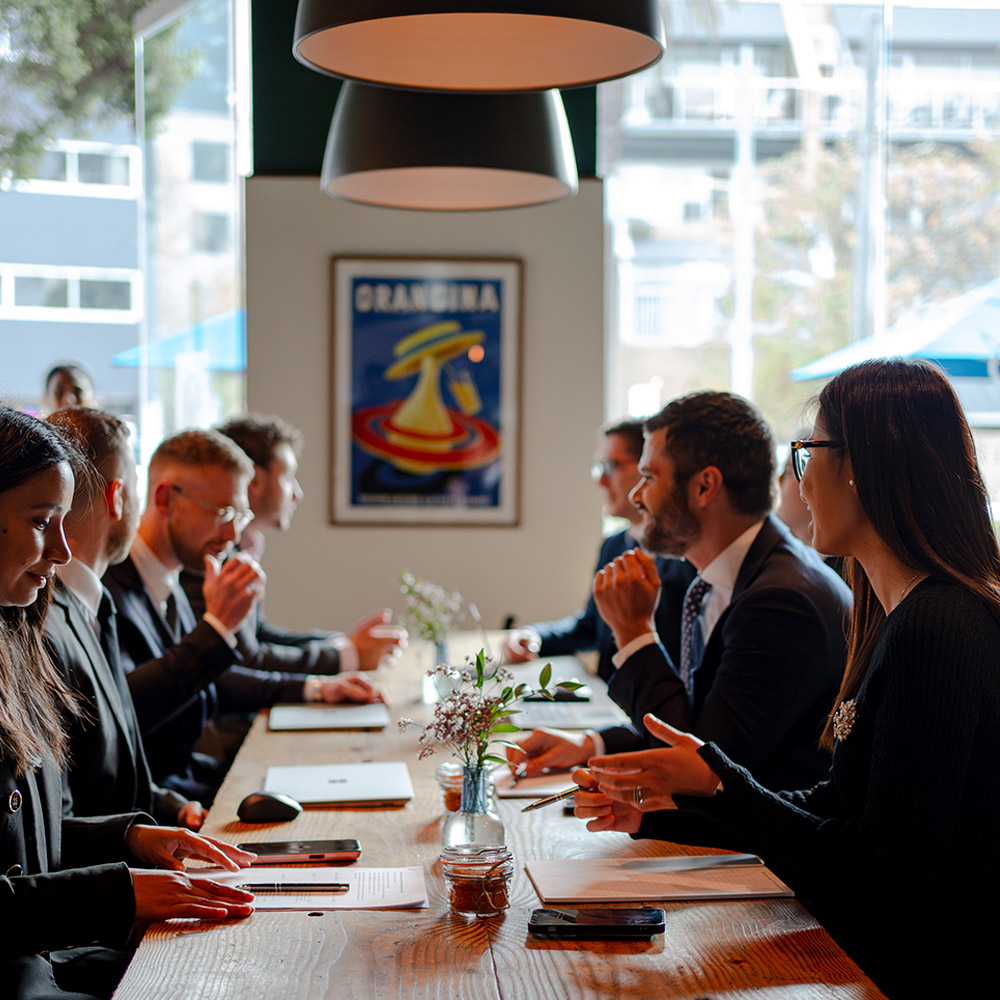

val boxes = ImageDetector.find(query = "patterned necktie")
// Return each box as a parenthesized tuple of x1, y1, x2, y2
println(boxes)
(679, 576, 712, 696)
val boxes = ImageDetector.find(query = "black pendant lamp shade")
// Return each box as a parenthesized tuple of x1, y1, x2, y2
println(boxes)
(294, 1, 665, 92)
(321, 83, 579, 210)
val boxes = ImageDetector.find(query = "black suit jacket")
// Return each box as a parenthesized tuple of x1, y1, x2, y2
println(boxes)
(532, 528, 696, 682)
(103, 556, 241, 786)
(0, 759, 138, 1000)
(104, 556, 314, 786)
(605, 516, 851, 792)
(44, 581, 156, 819)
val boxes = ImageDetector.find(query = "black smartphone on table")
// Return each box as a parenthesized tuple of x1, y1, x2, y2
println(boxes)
(528, 907, 665, 939)
(235, 839, 362, 863)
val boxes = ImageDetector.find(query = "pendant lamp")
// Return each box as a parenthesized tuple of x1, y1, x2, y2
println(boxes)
(320, 83, 579, 210)
(294, 1, 665, 92)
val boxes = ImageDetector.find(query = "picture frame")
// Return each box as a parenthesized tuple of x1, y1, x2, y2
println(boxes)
(330, 256, 522, 525)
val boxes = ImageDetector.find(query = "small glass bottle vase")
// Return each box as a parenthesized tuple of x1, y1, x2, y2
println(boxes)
(441, 765, 505, 848)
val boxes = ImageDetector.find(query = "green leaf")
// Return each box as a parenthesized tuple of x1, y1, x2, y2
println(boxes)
(539, 662, 552, 689)
(491, 723, 522, 733)
(492, 740, 523, 751)
(500, 687, 513, 704)
(514, 683, 528, 697)
(482, 753, 509, 765)
(557, 681, 586, 691)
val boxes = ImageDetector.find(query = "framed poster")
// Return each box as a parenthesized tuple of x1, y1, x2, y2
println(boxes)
(330, 256, 522, 525)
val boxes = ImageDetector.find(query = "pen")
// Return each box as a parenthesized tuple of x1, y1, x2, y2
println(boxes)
(236, 883, 350, 893)
(521, 785, 583, 813)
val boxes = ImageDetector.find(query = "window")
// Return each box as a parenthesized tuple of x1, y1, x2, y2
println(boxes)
(15, 276, 68, 308)
(33, 151, 67, 182)
(78, 152, 131, 185)
(80, 279, 132, 310)
(193, 211, 230, 252)
(192, 141, 230, 182)
(601, 1, 1000, 505)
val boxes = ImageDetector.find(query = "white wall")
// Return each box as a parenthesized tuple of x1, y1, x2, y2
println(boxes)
(245, 177, 606, 634)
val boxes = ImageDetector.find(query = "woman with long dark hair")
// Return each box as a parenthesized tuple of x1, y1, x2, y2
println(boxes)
(0, 406, 255, 1000)
(574, 359, 1000, 998)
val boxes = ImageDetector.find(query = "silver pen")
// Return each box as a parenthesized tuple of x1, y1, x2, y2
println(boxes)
(521, 785, 583, 813)
(237, 882, 350, 893)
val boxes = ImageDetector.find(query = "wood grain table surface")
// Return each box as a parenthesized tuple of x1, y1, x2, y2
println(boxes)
(113, 636, 886, 1000)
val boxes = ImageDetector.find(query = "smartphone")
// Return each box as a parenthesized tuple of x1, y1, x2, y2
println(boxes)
(522, 687, 591, 703)
(236, 839, 362, 863)
(528, 907, 665, 939)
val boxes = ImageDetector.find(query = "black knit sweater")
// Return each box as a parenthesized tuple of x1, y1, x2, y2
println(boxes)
(666, 579, 1000, 999)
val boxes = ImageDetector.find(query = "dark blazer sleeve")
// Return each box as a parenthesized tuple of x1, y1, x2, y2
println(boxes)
(0, 863, 135, 960)
(104, 561, 238, 732)
(181, 568, 345, 675)
(606, 587, 839, 778)
(213, 663, 307, 710)
(0, 765, 139, 962)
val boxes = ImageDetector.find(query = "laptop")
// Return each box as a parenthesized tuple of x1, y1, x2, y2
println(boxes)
(264, 761, 414, 808)
(268, 702, 391, 731)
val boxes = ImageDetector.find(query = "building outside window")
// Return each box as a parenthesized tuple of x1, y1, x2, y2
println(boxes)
(601, 0, 1000, 502)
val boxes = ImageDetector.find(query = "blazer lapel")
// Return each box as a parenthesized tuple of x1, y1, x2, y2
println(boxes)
(694, 516, 783, 702)
(57, 589, 139, 757)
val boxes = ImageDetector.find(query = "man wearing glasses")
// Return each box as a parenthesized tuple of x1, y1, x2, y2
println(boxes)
(511, 393, 850, 811)
(504, 417, 695, 680)
(104, 429, 380, 802)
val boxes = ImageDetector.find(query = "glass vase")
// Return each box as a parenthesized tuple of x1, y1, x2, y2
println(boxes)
(441, 765, 505, 848)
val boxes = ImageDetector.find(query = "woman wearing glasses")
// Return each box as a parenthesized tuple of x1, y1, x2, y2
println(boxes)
(0, 407, 255, 1000)
(574, 359, 1000, 998)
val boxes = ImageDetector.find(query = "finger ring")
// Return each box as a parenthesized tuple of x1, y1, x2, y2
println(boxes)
(633, 786, 645, 808)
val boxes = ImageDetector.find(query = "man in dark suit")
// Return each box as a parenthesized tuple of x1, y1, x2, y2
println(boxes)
(182, 414, 404, 677)
(44, 408, 202, 827)
(105, 429, 380, 802)
(512, 392, 850, 797)
(504, 417, 694, 680)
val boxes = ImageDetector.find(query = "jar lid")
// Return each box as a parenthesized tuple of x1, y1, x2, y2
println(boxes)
(440, 844, 513, 873)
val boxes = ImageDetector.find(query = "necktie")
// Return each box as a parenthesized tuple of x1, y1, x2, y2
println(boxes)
(163, 591, 180, 642)
(96, 590, 121, 667)
(679, 576, 712, 697)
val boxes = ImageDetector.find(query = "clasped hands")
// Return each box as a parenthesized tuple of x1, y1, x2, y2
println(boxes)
(126, 824, 256, 923)
(593, 547, 662, 649)
(507, 714, 721, 834)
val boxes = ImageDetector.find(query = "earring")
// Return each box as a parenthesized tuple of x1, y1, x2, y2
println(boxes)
(849, 479, 855, 487)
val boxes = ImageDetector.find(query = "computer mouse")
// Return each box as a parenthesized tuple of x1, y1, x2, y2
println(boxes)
(237, 791, 303, 823)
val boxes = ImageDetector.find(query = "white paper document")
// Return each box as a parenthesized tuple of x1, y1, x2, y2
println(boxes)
(494, 770, 576, 799)
(268, 702, 391, 731)
(525, 854, 794, 903)
(201, 865, 428, 910)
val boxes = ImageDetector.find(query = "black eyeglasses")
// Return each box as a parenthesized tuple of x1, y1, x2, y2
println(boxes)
(789, 440, 841, 482)
(170, 484, 254, 531)
(590, 458, 638, 482)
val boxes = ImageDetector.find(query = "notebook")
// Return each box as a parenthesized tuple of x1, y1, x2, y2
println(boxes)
(268, 703, 391, 731)
(264, 761, 414, 808)
(525, 854, 794, 903)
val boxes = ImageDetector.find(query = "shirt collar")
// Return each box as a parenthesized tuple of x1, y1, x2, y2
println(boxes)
(129, 533, 180, 608)
(56, 559, 103, 618)
(700, 519, 766, 603)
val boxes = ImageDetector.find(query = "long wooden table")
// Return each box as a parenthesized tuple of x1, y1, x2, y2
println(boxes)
(113, 638, 886, 999)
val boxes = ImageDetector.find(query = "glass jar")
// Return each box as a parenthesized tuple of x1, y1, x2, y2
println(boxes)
(440, 765, 505, 848)
(440, 844, 514, 917)
(436, 761, 464, 813)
